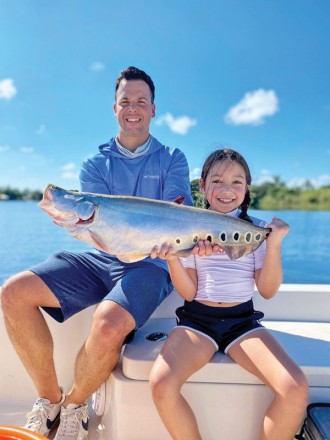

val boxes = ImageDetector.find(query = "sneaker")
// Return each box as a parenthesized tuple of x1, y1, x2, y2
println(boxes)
(24, 388, 65, 436)
(54, 403, 89, 440)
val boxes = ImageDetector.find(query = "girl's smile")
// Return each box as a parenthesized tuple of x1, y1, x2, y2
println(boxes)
(201, 160, 248, 214)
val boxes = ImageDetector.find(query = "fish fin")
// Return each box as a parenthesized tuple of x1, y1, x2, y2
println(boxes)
(173, 248, 194, 258)
(222, 245, 253, 260)
(222, 240, 266, 260)
(116, 253, 149, 263)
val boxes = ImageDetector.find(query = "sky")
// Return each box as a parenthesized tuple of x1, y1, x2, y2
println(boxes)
(1, 0, 330, 191)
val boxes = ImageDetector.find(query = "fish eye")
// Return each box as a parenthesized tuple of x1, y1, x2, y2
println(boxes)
(233, 232, 240, 241)
(245, 232, 252, 243)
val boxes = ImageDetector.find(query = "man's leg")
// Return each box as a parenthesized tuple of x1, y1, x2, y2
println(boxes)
(1, 270, 62, 403)
(63, 261, 172, 405)
(64, 300, 135, 406)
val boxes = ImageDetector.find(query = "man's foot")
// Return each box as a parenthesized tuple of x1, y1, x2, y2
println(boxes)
(24, 388, 65, 436)
(54, 403, 89, 440)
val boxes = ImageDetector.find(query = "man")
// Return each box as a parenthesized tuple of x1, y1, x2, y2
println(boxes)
(1, 66, 192, 440)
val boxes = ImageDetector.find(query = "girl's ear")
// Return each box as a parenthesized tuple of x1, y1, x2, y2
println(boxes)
(199, 178, 205, 194)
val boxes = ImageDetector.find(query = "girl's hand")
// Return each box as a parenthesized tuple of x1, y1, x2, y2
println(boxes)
(191, 240, 221, 257)
(150, 243, 178, 260)
(266, 217, 289, 246)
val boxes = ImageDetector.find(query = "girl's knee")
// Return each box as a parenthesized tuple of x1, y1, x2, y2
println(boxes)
(149, 369, 176, 403)
(280, 368, 309, 405)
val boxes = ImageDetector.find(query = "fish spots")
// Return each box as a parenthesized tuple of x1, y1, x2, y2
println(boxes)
(176, 238, 181, 244)
(245, 232, 252, 243)
(206, 235, 213, 242)
(218, 230, 264, 244)
(233, 232, 240, 242)
(193, 236, 199, 243)
(220, 232, 227, 242)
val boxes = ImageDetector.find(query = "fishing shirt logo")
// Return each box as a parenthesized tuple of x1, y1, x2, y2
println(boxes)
(144, 175, 160, 180)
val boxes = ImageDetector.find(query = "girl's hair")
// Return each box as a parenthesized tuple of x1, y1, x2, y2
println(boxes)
(200, 148, 253, 223)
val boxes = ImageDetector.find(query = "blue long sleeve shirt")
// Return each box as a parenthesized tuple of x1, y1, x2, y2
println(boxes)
(79, 135, 193, 270)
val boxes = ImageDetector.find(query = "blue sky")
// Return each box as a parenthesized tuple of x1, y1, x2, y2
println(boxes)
(1, 0, 330, 191)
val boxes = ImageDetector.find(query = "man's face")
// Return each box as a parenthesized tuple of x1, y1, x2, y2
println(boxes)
(114, 79, 155, 143)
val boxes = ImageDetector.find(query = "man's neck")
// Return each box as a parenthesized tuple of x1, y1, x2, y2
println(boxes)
(116, 133, 150, 152)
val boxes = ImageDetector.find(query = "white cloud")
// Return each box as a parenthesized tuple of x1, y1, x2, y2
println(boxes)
(21, 146, 34, 153)
(190, 167, 201, 180)
(310, 174, 330, 188)
(155, 112, 197, 135)
(224, 89, 279, 126)
(62, 162, 76, 171)
(61, 162, 79, 180)
(62, 171, 79, 180)
(0, 145, 10, 152)
(0, 78, 17, 100)
(254, 169, 274, 185)
(90, 62, 105, 72)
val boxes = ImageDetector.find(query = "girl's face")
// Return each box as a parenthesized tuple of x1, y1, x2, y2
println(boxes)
(200, 160, 248, 213)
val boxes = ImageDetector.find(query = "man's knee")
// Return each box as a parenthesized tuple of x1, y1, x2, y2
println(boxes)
(91, 301, 136, 348)
(1, 271, 58, 313)
(1, 274, 24, 313)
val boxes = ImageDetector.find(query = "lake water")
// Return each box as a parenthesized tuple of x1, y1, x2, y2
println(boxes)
(0, 201, 329, 285)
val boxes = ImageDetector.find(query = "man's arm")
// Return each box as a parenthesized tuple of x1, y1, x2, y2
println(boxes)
(162, 150, 193, 206)
(79, 158, 110, 194)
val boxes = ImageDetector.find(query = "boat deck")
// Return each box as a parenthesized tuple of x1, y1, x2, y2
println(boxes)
(1, 284, 330, 439)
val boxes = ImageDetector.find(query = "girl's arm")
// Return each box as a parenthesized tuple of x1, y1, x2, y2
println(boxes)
(150, 244, 198, 301)
(255, 217, 289, 299)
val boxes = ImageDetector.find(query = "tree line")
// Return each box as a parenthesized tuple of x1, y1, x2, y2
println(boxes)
(191, 177, 330, 210)
(1, 178, 330, 210)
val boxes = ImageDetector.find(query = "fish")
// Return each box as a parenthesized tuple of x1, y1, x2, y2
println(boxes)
(39, 184, 271, 262)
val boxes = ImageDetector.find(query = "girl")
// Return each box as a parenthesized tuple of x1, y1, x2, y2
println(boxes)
(149, 149, 308, 440)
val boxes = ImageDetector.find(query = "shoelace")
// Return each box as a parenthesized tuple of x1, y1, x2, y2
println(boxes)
(25, 399, 48, 428)
(57, 408, 87, 439)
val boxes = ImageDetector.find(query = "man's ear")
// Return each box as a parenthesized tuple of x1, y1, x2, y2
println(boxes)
(113, 102, 117, 115)
(151, 103, 156, 118)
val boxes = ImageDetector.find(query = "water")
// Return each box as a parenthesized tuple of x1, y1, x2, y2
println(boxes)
(0, 202, 329, 285)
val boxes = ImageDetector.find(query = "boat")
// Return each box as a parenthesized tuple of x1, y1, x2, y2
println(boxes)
(1, 283, 330, 439)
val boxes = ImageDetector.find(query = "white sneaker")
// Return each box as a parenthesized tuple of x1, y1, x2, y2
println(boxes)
(54, 403, 89, 440)
(24, 388, 65, 436)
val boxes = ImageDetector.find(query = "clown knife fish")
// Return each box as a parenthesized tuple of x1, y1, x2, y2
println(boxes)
(39, 184, 271, 262)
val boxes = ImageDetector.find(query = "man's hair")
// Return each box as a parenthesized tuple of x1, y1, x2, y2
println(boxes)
(115, 66, 155, 103)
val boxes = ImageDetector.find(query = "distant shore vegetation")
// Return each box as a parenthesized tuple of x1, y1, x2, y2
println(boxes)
(192, 177, 330, 211)
(1, 177, 329, 210)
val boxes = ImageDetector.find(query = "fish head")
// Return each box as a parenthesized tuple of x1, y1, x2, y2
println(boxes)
(39, 184, 98, 232)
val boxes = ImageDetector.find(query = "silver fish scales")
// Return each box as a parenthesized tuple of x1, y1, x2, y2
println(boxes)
(39, 184, 271, 262)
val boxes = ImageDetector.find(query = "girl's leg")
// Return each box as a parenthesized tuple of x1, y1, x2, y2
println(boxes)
(150, 327, 216, 440)
(228, 329, 309, 440)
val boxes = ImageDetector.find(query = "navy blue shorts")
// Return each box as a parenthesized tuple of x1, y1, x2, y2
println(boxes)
(175, 299, 265, 353)
(30, 251, 172, 328)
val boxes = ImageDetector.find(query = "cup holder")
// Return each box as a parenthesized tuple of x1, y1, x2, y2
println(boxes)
(146, 332, 168, 341)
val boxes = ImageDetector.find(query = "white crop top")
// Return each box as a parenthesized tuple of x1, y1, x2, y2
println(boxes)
(181, 212, 267, 303)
